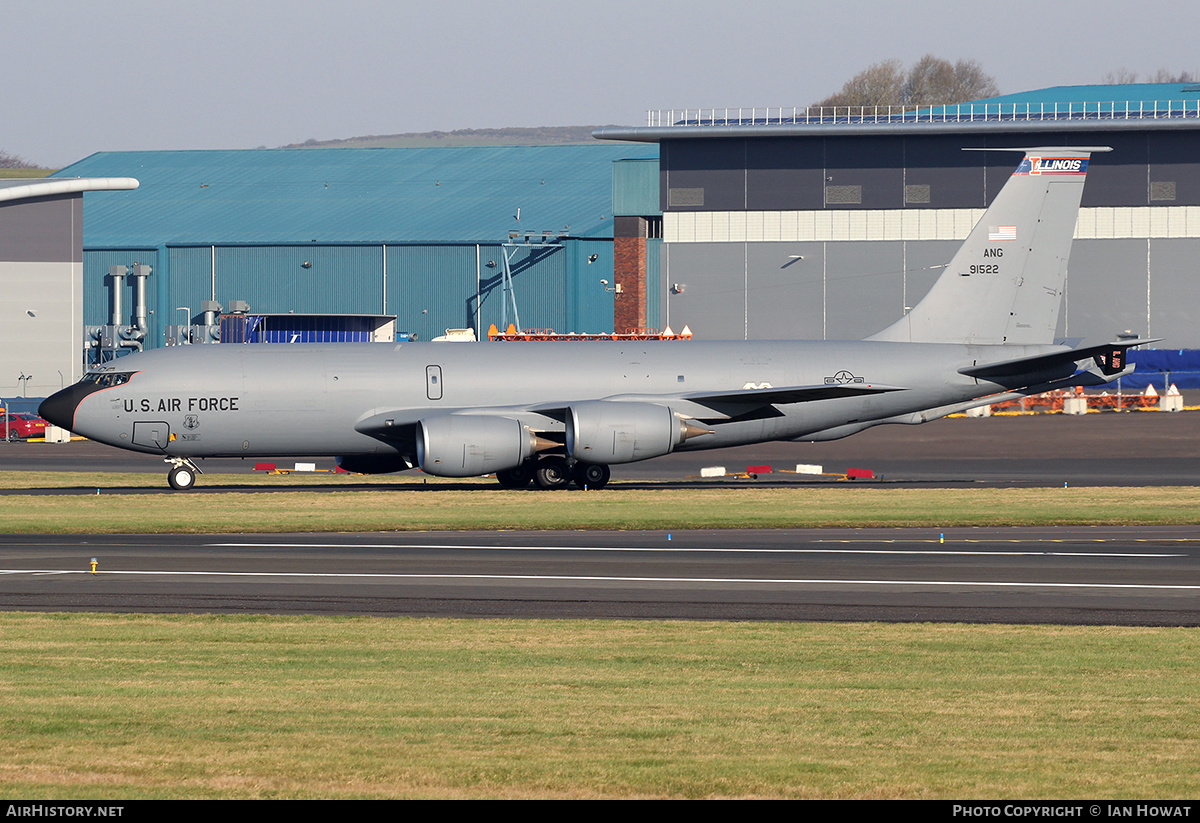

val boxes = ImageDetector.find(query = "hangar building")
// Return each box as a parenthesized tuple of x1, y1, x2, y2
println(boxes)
(596, 83, 1200, 370)
(0, 176, 137, 401)
(51, 144, 657, 355)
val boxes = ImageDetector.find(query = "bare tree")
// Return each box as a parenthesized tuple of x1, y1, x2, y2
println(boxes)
(903, 55, 958, 106)
(938, 58, 1000, 105)
(812, 59, 905, 110)
(1103, 68, 1141, 85)
(1103, 68, 1196, 84)
(814, 55, 998, 110)
(0, 149, 35, 169)
(1149, 68, 1196, 83)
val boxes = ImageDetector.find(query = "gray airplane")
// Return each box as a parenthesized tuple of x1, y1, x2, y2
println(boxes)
(41, 147, 1152, 491)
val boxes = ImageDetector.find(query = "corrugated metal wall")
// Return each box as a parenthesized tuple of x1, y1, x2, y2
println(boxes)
(564, 239, 616, 334)
(166, 246, 214, 322)
(645, 238, 662, 330)
(215, 246, 383, 315)
(490, 243, 568, 332)
(83, 239, 617, 346)
(613, 158, 661, 217)
(388, 244, 477, 341)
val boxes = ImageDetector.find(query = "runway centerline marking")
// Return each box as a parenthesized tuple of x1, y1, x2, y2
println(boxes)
(2, 569, 1198, 591)
(205, 542, 1185, 558)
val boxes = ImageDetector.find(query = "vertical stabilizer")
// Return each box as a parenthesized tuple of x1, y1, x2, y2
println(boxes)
(869, 147, 1106, 345)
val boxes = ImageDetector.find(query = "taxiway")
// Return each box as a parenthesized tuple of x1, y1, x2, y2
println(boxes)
(1, 527, 1198, 624)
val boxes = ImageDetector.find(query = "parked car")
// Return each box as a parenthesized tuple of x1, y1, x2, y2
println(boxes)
(5, 413, 48, 441)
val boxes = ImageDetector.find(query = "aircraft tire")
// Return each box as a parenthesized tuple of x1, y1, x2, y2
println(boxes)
(573, 462, 610, 490)
(533, 457, 570, 490)
(167, 465, 196, 491)
(496, 464, 533, 489)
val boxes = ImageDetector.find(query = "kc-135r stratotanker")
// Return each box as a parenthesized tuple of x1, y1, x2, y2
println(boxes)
(41, 147, 1153, 490)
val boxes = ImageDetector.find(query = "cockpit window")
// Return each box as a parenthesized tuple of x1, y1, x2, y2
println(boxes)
(81, 372, 134, 387)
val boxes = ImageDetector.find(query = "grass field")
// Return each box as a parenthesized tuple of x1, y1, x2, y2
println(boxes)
(2, 614, 1197, 799)
(2, 474, 1198, 798)
(1, 474, 1199, 533)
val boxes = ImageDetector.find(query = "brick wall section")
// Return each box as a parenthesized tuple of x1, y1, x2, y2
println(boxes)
(613, 216, 647, 333)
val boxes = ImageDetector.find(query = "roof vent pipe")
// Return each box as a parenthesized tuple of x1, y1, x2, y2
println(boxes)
(201, 300, 223, 327)
(130, 263, 152, 336)
(108, 266, 128, 326)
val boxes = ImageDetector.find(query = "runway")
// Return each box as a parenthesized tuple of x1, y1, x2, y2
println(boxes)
(2, 527, 1198, 625)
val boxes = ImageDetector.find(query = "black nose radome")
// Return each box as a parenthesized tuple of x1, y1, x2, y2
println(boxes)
(39, 383, 102, 431)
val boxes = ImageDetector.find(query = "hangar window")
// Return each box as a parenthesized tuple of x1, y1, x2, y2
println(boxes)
(668, 187, 704, 207)
(1150, 181, 1177, 201)
(905, 185, 931, 204)
(646, 217, 663, 239)
(825, 185, 862, 205)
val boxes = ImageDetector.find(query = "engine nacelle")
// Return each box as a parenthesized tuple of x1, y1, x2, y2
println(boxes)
(416, 415, 538, 477)
(566, 401, 708, 464)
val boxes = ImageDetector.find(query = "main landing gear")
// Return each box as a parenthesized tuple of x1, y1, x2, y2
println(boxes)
(165, 457, 202, 490)
(572, 461, 610, 490)
(496, 456, 610, 490)
(495, 463, 534, 489)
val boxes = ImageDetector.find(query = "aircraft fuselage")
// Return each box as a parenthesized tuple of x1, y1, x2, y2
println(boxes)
(47, 338, 1070, 461)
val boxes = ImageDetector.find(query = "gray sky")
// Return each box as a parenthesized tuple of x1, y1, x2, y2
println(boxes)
(7, 0, 1199, 167)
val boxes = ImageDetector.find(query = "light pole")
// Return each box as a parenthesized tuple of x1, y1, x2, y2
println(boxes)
(17, 373, 32, 397)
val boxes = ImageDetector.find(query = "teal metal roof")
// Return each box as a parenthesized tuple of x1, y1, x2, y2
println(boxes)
(602, 84, 1200, 142)
(53, 145, 657, 247)
(968, 83, 1200, 108)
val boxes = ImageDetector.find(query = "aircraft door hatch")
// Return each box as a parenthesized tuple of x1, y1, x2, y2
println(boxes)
(132, 420, 170, 451)
(426, 365, 443, 401)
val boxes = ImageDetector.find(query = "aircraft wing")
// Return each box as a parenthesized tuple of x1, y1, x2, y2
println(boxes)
(683, 382, 904, 407)
(354, 405, 564, 437)
(353, 382, 907, 437)
(677, 383, 906, 423)
(557, 382, 908, 424)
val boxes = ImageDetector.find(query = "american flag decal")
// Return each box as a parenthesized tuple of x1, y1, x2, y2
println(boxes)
(988, 225, 1017, 241)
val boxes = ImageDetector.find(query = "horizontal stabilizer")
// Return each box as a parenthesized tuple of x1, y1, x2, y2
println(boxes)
(960, 339, 1162, 380)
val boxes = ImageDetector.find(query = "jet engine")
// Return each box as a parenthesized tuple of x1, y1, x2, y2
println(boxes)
(416, 415, 542, 477)
(566, 401, 710, 464)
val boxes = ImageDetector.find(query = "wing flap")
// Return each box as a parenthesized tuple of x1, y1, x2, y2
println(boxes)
(685, 383, 905, 407)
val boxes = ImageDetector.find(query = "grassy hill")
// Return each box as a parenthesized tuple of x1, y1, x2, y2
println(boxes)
(0, 126, 631, 173)
(280, 125, 630, 149)
(0, 168, 54, 178)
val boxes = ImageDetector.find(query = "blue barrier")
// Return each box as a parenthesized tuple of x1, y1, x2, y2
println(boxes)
(1125, 349, 1200, 390)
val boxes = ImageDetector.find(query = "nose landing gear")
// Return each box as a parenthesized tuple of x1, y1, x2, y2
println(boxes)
(165, 457, 203, 490)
